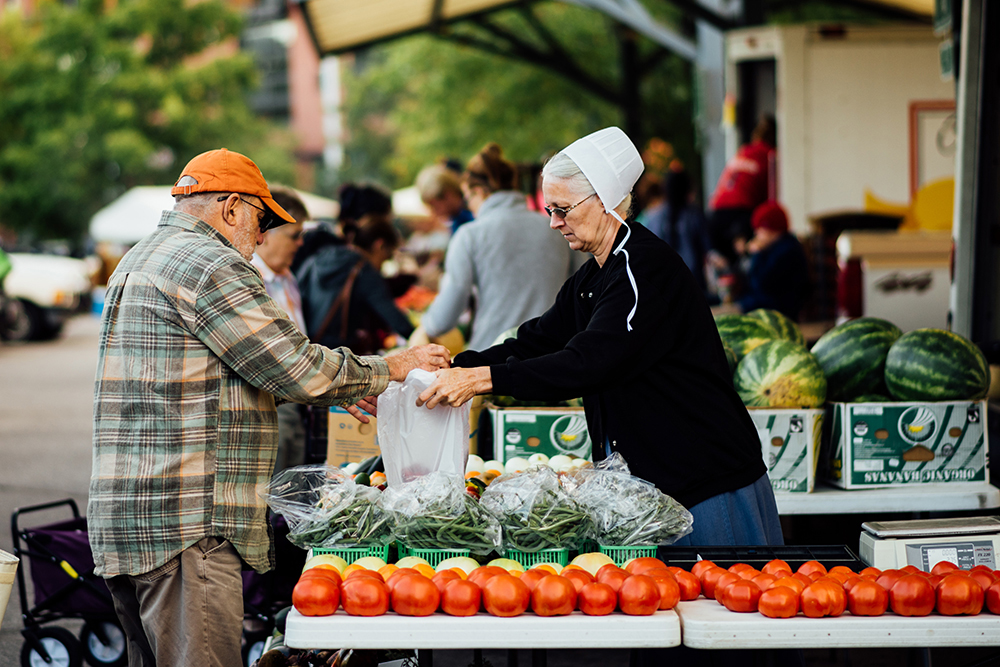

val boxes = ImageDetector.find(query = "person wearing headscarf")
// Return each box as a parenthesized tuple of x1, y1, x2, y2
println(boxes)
(417, 127, 781, 548)
(739, 200, 811, 321)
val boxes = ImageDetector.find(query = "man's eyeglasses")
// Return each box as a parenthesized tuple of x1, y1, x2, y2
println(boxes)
(217, 194, 279, 232)
(544, 193, 595, 219)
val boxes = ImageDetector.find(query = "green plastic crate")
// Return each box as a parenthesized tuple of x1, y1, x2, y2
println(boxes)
(396, 544, 471, 567)
(506, 548, 569, 568)
(312, 544, 390, 564)
(598, 544, 657, 566)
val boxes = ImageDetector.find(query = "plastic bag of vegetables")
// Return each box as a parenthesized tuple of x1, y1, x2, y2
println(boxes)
(480, 466, 591, 554)
(259, 465, 391, 549)
(569, 454, 693, 547)
(379, 471, 500, 554)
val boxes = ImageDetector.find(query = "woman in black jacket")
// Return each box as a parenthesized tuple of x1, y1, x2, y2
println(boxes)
(418, 127, 781, 547)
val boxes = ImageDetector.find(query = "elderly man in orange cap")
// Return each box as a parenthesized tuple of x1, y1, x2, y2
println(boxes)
(89, 149, 449, 667)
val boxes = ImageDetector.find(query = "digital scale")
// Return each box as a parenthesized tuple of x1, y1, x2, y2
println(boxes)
(859, 516, 1000, 570)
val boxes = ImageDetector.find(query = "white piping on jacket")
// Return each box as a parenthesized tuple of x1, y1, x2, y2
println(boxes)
(610, 212, 638, 331)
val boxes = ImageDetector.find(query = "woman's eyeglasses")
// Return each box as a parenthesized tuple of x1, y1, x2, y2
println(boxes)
(544, 193, 595, 219)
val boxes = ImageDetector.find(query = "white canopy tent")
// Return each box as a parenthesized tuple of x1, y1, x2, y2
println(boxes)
(89, 186, 339, 245)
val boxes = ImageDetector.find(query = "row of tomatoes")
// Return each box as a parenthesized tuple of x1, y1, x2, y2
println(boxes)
(693, 558, 1000, 618)
(292, 557, 689, 618)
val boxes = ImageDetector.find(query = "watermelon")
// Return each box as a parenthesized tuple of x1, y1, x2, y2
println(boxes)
(747, 308, 805, 346)
(715, 314, 779, 362)
(853, 394, 893, 403)
(723, 344, 737, 375)
(810, 317, 902, 402)
(734, 339, 827, 408)
(884, 328, 990, 401)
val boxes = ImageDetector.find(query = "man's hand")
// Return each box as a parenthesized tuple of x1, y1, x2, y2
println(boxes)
(385, 344, 450, 382)
(346, 396, 378, 423)
(417, 367, 492, 409)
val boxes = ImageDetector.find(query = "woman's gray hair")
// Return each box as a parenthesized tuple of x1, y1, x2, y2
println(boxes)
(541, 152, 632, 218)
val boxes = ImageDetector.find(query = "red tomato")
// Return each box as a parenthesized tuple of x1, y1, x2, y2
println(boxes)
(736, 568, 762, 581)
(391, 573, 440, 616)
(971, 565, 994, 573)
(792, 572, 814, 588)
(562, 568, 596, 594)
(797, 560, 828, 578)
(824, 570, 852, 584)
(468, 566, 507, 589)
(518, 569, 549, 593)
(859, 567, 882, 578)
(847, 579, 888, 616)
(828, 566, 856, 578)
(690, 560, 718, 580)
(578, 582, 618, 616)
(728, 563, 757, 576)
(875, 569, 905, 592)
(624, 557, 668, 575)
(758, 585, 799, 618)
(800, 580, 847, 618)
(926, 574, 944, 590)
(531, 575, 577, 616)
(292, 575, 340, 616)
(936, 573, 984, 616)
(969, 569, 998, 591)
(772, 576, 806, 596)
(986, 579, 1000, 614)
(385, 568, 420, 596)
(931, 561, 960, 577)
(889, 574, 936, 617)
(659, 568, 700, 600)
(345, 569, 385, 582)
(712, 572, 743, 606)
(341, 577, 390, 616)
(752, 573, 778, 591)
(596, 566, 630, 594)
(762, 559, 793, 577)
(482, 574, 530, 617)
(597, 563, 624, 580)
(722, 580, 762, 613)
(619, 574, 660, 616)
(431, 570, 461, 595)
(440, 579, 481, 617)
(653, 575, 681, 610)
(899, 565, 922, 575)
(699, 567, 731, 600)
(299, 567, 343, 586)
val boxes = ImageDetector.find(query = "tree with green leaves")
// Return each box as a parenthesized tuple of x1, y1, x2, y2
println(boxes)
(337, 3, 695, 194)
(0, 0, 295, 246)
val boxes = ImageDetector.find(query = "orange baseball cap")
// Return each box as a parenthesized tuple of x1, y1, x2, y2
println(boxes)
(171, 148, 296, 231)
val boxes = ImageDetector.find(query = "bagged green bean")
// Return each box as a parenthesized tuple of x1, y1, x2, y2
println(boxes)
(569, 453, 693, 547)
(379, 471, 500, 555)
(480, 467, 591, 554)
(259, 465, 391, 549)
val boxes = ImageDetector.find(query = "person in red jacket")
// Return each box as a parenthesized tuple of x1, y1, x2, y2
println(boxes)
(707, 115, 776, 269)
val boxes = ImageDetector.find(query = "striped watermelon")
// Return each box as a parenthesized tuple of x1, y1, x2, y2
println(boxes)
(724, 344, 738, 375)
(735, 339, 827, 408)
(810, 317, 902, 402)
(747, 309, 805, 346)
(715, 314, 779, 362)
(884, 329, 990, 401)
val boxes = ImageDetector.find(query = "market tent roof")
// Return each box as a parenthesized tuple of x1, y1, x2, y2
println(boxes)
(89, 186, 338, 245)
(300, 0, 934, 56)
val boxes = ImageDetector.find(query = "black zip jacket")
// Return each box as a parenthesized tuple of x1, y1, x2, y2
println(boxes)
(454, 222, 766, 509)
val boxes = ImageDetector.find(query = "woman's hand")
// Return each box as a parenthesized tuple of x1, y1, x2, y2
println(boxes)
(417, 367, 492, 409)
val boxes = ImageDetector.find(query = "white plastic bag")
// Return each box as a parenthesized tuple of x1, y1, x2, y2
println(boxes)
(377, 369, 470, 487)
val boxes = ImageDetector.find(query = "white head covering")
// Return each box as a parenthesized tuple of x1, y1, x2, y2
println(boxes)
(558, 127, 644, 332)
(560, 126, 644, 223)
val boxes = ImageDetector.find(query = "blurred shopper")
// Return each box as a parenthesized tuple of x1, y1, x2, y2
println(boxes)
(738, 201, 810, 321)
(251, 186, 309, 473)
(417, 142, 579, 351)
(297, 213, 415, 354)
(707, 115, 776, 269)
(416, 162, 474, 234)
(291, 182, 393, 273)
(89, 149, 448, 667)
(640, 169, 712, 294)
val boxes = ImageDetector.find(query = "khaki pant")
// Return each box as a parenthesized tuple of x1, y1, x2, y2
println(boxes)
(105, 537, 244, 667)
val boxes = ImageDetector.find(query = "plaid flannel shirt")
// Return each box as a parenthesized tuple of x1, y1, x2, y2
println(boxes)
(89, 210, 389, 577)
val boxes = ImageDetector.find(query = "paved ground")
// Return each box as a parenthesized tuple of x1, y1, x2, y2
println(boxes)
(1, 315, 998, 667)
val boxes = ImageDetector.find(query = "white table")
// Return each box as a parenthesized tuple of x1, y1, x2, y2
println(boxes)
(774, 482, 1000, 515)
(675, 599, 1000, 649)
(286, 608, 680, 666)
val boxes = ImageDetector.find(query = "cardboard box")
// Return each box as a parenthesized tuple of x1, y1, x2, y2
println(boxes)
(326, 406, 379, 466)
(488, 406, 592, 463)
(749, 408, 824, 493)
(825, 400, 989, 489)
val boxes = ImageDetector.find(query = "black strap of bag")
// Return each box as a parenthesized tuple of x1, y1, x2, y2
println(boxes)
(312, 259, 366, 344)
